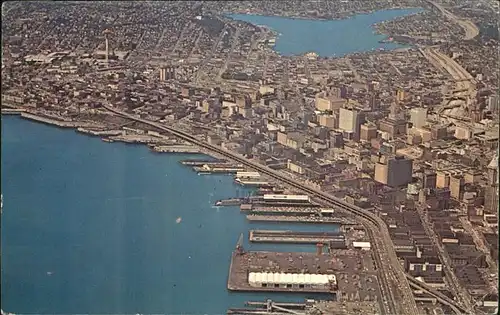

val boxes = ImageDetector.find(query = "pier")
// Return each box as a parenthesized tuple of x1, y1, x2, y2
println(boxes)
(215, 198, 254, 206)
(193, 165, 246, 174)
(227, 299, 309, 315)
(243, 206, 320, 216)
(1, 108, 26, 115)
(249, 230, 345, 245)
(246, 215, 358, 225)
(180, 159, 227, 166)
(76, 128, 123, 137)
(151, 144, 200, 153)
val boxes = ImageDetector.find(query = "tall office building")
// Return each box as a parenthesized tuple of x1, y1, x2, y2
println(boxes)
(379, 102, 407, 138)
(339, 107, 365, 141)
(410, 108, 428, 128)
(374, 155, 413, 187)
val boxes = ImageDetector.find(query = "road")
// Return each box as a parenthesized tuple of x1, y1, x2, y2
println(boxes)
(195, 25, 227, 82)
(102, 104, 472, 315)
(419, 46, 476, 112)
(426, 0, 479, 40)
(217, 27, 241, 81)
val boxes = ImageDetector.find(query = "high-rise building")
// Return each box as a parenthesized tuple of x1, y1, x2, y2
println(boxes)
(449, 175, 464, 200)
(410, 108, 427, 128)
(360, 123, 377, 141)
(379, 102, 407, 139)
(422, 171, 437, 190)
(487, 94, 499, 113)
(374, 155, 413, 187)
(159, 68, 166, 81)
(339, 108, 365, 141)
(315, 92, 346, 111)
(396, 89, 406, 103)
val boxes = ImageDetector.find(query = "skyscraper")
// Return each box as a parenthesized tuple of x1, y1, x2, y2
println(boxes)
(374, 155, 413, 187)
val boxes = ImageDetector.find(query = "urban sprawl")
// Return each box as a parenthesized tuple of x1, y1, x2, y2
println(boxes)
(1, 1, 499, 315)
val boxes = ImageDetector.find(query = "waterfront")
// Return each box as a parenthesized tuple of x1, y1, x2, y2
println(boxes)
(1, 116, 335, 314)
(230, 8, 424, 56)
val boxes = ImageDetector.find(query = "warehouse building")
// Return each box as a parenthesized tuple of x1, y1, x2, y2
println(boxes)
(248, 272, 337, 291)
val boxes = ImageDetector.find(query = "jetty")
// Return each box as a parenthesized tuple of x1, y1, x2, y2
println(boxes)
(246, 215, 358, 225)
(151, 145, 200, 153)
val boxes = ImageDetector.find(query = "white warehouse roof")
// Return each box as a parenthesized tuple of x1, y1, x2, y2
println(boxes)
(352, 241, 371, 248)
(236, 171, 261, 178)
(248, 272, 336, 286)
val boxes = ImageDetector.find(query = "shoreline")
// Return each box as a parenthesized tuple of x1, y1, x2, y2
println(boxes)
(227, 6, 424, 22)
(2, 111, 224, 160)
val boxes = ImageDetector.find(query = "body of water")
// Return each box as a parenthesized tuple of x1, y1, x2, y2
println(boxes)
(230, 8, 424, 56)
(1, 116, 335, 314)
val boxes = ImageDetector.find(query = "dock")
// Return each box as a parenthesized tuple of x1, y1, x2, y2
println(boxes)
(215, 198, 252, 206)
(76, 128, 123, 137)
(180, 159, 227, 166)
(227, 299, 310, 315)
(1, 108, 26, 115)
(193, 165, 246, 174)
(246, 215, 359, 225)
(249, 230, 346, 245)
(151, 145, 200, 153)
(243, 206, 319, 216)
(108, 134, 163, 144)
(234, 178, 271, 187)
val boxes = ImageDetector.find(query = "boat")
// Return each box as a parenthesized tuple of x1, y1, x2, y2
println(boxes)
(102, 138, 114, 143)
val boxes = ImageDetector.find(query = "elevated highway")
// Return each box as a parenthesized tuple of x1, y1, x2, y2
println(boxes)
(102, 104, 470, 314)
(419, 46, 477, 113)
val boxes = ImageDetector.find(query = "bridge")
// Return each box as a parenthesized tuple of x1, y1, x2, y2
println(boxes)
(102, 104, 470, 315)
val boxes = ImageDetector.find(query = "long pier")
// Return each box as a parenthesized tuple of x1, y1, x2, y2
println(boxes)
(152, 145, 200, 153)
(249, 230, 345, 244)
(247, 215, 358, 225)
(1, 108, 26, 115)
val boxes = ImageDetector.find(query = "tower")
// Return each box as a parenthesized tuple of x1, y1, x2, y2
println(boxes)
(389, 101, 401, 121)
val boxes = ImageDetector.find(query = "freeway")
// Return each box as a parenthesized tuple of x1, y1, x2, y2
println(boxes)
(102, 104, 470, 315)
(426, 0, 479, 40)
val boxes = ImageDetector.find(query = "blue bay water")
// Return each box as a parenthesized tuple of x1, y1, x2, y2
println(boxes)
(230, 8, 424, 57)
(1, 116, 334, 314)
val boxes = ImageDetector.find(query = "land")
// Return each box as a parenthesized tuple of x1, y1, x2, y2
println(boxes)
(1, 1, 499, 315)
